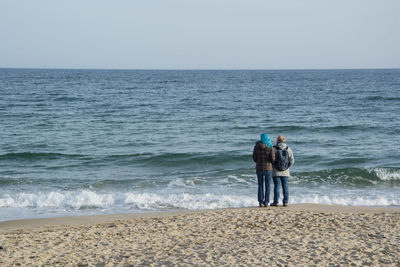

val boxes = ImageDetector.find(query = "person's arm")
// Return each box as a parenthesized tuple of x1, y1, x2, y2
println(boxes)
(289, 148, 294, 168)
(270, 147, 276, 163)
(252, 146, 257, 162)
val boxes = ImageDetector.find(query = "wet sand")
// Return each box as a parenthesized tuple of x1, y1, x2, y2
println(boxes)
(1, 204, 399, 266)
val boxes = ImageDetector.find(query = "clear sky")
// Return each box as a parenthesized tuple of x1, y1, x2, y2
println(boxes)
(1, 0, 399, 69)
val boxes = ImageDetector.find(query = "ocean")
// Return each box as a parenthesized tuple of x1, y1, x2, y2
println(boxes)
(0, 68, 399, 221)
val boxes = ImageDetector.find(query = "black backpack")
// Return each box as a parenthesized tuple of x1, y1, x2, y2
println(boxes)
(273, 145, 290, 171)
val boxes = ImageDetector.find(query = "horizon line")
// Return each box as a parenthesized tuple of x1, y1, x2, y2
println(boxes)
(1, 67, 399, 71)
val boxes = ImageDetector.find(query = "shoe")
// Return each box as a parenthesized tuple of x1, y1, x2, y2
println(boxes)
(283, 203, 288, 207)
(259, 203, 263, 207)
(270, 203, 278, 207)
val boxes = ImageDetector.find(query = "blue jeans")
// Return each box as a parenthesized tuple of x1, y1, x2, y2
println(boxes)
(256, 171, 272, 205)
(273, 176, 289, 204)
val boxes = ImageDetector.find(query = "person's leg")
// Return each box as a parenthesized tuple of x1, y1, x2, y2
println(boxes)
(281, 176, 289, 205)
(272, 176, 280, 205)
(257, 171, 264, 206)
(264, 171, 272, 206)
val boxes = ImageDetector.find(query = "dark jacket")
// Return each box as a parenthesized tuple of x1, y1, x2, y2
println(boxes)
(252, 141, 275, 171)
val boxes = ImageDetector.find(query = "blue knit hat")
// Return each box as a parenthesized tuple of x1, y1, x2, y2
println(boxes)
(260, 133, 272, 148)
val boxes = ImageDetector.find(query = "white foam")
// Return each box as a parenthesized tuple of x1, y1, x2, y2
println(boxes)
(1, 188, 399, 220)
(291, 193, 400, 206)
(0, 190, 116, 209)
(227, 175, 252, 185)
(370, 168, 400, 181)
(0, 190, 255, 210)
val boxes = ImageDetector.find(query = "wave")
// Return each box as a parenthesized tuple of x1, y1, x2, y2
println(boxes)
(137, 153, 249, 168)
(1, 168, 398, 189)
(1, 189, 399, 214)
(0, 176, 36, 186)
(0, 151, 249, 166)
(324, 158, 371, 166)
(2, 149, 393, 179)
(0, 152, 87, 161)
(53, 96, 81, 102)
(0, 190, 255, 210)
(316, 125, 381, 132)
(262, 124, 377, 134)
(264, 125, 307, 132)
(365, 96, 400, 101)
(0, 176, 96, 187)
(292, 167, 400, 186)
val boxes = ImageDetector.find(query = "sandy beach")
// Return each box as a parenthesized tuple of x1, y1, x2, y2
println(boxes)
(1, 204, 399, 266)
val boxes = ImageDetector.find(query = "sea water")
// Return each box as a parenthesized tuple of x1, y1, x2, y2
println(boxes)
(0, 69, 399, 221)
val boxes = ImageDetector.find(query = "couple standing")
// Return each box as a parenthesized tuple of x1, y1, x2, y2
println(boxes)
(252, 133, 294, 207)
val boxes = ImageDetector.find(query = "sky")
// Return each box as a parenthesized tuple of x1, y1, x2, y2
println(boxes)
(0, 0, 399, 70)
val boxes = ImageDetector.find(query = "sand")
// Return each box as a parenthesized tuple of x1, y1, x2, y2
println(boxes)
(0, 204, 399, 266)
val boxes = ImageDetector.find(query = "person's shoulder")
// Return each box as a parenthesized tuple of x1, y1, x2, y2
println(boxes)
(253, 142, 259, 150)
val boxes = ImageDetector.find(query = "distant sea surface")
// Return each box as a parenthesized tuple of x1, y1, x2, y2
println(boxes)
(1, 68, 399, 221)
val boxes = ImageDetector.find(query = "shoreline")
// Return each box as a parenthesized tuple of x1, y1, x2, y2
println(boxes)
(0, 210, 194, 233)
(1, 203, 399, 233)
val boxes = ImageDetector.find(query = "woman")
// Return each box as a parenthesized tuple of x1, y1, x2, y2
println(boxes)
(252, 133, 275, 207)
(271, 135, 294, 207)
